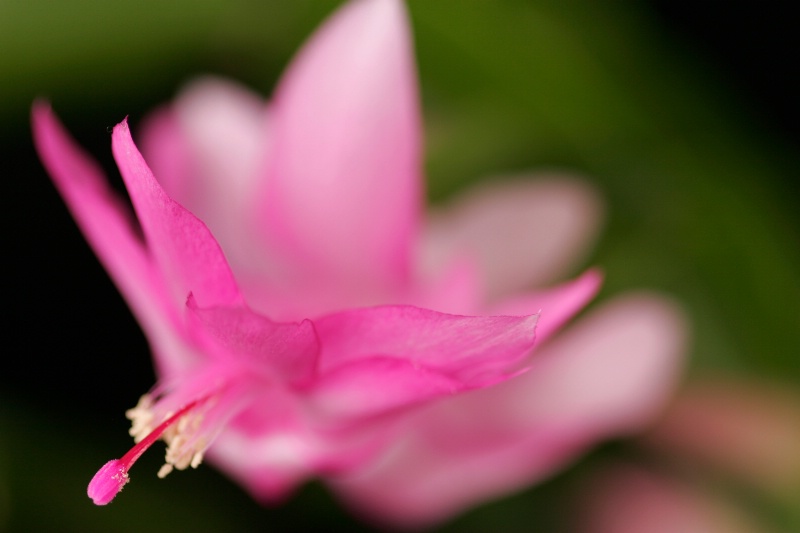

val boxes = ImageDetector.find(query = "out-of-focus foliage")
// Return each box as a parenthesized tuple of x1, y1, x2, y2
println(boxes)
(3, 1, 797, 531)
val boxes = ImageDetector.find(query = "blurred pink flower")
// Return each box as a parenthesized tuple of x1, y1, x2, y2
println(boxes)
(642, 377, 800, 501)
(579, 463, 768, 533)
(577, 377, 800, 533)
(32, 0, 686, 525)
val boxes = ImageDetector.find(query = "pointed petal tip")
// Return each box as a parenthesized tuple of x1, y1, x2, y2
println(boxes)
(585, 265, 604, 282)
(31, 98, 51, 118)
(264, 0, 420, 288)
(577, 267, 604, 296)
(112, 116, 131, 137)
(31, 99, 58, 142)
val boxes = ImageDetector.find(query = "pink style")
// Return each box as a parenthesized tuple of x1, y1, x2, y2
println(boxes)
(33, 0, 685, 527)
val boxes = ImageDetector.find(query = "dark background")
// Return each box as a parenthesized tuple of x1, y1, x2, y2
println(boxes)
(654, 0, 799, 148)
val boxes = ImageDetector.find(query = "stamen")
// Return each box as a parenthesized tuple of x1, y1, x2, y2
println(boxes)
(87, 395, 211, 505)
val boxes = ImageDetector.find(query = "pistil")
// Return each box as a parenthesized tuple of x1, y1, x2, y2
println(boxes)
(87, 395, 209, 505)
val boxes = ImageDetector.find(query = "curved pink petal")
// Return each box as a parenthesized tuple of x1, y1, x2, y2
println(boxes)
(306, 357, 464, 423)
(405, 252, 483, 316)
(262, 0, 421, 295)
(205, 387, 317, 501)
(136, 108, 192, 213)
(333, 293, 687, 527)
(490, 268, 602, 343)
(186, 296, 320, 385)
(421, 176, 604, 301)
(207, 382, 401, 502)
(314, 305, 538, 385)
(111, 119, 241, 308)
(31, 103, 174, 342)
(209, 395, 394, 503)
(139, 79, 272, 286)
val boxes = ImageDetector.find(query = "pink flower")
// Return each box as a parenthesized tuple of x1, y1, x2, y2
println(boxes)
(32, 0, 686, 526)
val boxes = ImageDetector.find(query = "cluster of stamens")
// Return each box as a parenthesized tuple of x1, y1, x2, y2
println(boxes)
(126, 395, 208, 478)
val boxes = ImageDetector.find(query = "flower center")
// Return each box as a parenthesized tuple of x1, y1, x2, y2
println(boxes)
(87, 393, 214, 505)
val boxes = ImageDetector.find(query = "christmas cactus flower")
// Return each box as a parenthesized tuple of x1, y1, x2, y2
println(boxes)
(33, 0, 685, 526)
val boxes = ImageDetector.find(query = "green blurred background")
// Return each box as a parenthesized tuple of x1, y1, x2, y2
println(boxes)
(2, 1, 798, 531)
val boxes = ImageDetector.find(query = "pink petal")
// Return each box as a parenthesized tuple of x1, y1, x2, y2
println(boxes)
(490, 268, 602, 343)
(421, 177, 604, 301)
(262, 0, 421, 294)
(209, 400, 395, 503)
(314, 305, 538, 386)
(405, 253, 482, 316)
(186, 296, 320, 385)
(207, 384, 398, 502)
(515, 294, 686, 427)
(333, 293, 687, 527)
(111, 119, 241, 308)
(205, 387, 317, 501)
(139, 79, 271, 281)
(31, 103, 173, 340)
(306, 357, 464, 423)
